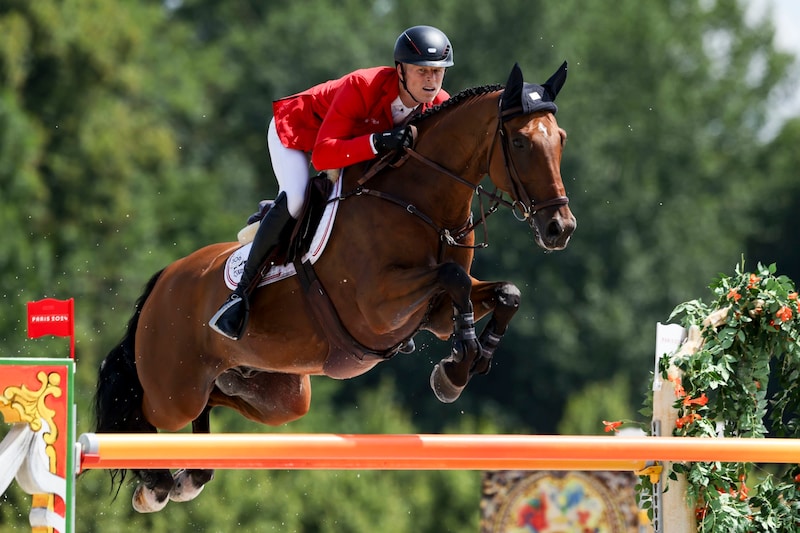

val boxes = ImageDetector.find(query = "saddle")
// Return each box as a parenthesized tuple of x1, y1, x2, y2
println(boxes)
(243, 173, 333, 264)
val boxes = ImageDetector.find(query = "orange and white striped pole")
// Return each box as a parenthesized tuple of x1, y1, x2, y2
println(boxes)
(78, 433, 800, 473)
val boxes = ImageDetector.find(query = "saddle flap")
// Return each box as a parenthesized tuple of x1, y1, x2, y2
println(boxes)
(224, 175, 342, 290)
(287, 174, 335, 263)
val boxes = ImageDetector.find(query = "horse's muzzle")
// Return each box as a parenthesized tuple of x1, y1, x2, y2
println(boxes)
(531, 207, 576, 250)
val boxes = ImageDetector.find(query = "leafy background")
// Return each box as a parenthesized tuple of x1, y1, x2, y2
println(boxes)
(652, 263, 800, 531)
(1, 0, 799, 530)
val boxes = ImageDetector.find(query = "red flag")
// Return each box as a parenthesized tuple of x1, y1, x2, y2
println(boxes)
(27, 298, 75, 358)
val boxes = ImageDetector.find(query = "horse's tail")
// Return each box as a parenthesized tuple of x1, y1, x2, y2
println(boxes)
(93, 268, 164, 491)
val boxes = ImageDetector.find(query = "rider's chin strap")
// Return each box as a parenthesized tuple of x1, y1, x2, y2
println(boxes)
(396, 64, 448, 106)
(397, 64, 422, 105)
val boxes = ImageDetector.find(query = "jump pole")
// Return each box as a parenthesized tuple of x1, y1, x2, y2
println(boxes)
(77, 433, 800, 472)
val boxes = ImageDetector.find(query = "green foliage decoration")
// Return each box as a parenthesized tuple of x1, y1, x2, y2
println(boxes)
(641, 262, 800, 531)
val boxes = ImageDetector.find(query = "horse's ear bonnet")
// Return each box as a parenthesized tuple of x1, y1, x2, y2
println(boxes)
(501, 61, 567, 121)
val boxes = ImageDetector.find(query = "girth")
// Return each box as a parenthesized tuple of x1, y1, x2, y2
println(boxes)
(292, 257, 409, 379)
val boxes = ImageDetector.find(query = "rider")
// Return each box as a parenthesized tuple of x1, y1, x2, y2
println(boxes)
(210, 25, 455, 340)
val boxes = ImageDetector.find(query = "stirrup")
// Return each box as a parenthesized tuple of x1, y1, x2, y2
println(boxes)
(209, 294, 248, 340)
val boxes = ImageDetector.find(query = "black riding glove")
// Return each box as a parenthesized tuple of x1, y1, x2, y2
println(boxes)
(371, 125, 413, 154)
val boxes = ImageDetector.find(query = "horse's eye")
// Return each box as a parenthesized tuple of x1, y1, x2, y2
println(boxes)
(512, 138, 526, 149)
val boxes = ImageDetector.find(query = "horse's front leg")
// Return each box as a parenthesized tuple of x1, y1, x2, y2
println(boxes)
(429, 262, 482, 403)
(430, 276, 521, 403)
(356, 262, 500, 402)
(469, 279, 521, 377)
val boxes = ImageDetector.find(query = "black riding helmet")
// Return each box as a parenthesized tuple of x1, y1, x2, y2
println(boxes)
(393, 25, 454, 67)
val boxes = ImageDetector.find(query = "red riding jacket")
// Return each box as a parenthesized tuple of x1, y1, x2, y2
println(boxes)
(272, 66, 450, 171)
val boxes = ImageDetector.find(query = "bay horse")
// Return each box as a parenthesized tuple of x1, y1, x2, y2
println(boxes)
(93, 62, 576, 512)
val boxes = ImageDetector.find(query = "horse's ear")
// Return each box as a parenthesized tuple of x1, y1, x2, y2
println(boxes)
(501, 63, 524, 113)
(506, 62, 524, 89)
(542, 61, 567, 101)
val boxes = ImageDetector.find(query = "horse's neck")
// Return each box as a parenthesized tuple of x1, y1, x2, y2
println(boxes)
(342, 94, 500, 229)
(416, 95, 499, 184)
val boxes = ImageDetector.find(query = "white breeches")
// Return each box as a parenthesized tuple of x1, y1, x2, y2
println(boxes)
(267, 117, 310, 218)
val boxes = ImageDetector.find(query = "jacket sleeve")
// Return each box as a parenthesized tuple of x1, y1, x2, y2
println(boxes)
(310, 74, 384, 171)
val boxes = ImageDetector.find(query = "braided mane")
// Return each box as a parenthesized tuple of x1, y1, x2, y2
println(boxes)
(410, 84, 504, 125)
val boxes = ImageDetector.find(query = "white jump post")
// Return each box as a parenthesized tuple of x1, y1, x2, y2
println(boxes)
(652, 322, 697, 533)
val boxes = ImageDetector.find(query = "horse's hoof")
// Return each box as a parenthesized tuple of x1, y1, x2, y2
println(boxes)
(132, 484, 169, 513)
(430, 363, 464, 404)
(169, 470, 207, 502)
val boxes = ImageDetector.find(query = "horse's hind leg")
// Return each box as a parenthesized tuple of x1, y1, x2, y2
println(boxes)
(96, 337, 176, 513)
(128, 423, 176, 513)
(129, 420, 175, 513)
(131, 470, 175, 513)
(210, 369, 311, 426)
(169, 406, 215, 503)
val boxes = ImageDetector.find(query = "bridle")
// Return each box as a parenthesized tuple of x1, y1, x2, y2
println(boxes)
(403, 93, 569, 237)
(339, 91, 570, 254)
(492, 97, 570, 224)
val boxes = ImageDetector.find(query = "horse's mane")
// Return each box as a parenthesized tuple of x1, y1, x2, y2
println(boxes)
(409, 84, 504, 125)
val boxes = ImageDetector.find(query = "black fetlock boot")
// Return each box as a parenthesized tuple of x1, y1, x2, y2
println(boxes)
(209, 192, 295, 340)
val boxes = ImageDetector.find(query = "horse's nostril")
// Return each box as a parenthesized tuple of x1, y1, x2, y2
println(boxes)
(547, 219, 563, 238)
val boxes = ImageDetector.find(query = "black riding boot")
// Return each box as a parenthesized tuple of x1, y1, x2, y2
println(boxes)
(209, 192, 294, 340)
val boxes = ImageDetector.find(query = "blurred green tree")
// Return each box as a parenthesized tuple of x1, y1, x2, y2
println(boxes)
(1, 0, 798, 530)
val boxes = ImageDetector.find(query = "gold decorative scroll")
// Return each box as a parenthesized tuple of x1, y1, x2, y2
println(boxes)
(0, 371, 62, 467)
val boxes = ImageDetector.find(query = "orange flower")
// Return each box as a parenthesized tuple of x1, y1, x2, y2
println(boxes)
(682, 393, 709, 407)
(789, 292, 798, 301)
(676, 413, 702, 428)
(747, 274, 761, 289)
(794, 473, 800, 483)
(668, 374, 686, 397)
(727, 288, 742, 302)
(776, 305, 793, 322)
(738, 484, 749, 501)
(603, 420, 623, 433)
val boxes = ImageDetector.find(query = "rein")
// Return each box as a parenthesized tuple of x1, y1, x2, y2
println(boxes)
(342, 145, 510, 258)
(403, 147, 506, 246)
(340, 92, 570, 255)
